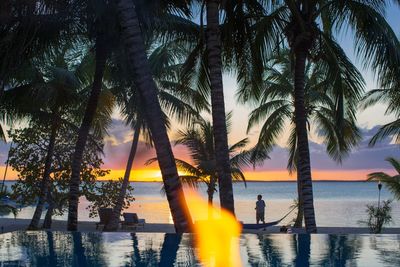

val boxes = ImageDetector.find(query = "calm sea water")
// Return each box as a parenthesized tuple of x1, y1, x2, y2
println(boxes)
(2, 181, 400, 227)
(0, 231, 399, 266)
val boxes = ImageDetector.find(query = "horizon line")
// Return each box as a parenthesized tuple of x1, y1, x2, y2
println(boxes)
(2, 179, 372, 183)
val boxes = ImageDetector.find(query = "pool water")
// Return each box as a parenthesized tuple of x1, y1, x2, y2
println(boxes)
(0, 231, 399, 266)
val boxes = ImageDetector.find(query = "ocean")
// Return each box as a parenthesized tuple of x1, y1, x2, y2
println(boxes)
(2, 181, 399, 227)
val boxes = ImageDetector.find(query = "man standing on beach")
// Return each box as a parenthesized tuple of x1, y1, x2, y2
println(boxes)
(255, 194, 266, 224)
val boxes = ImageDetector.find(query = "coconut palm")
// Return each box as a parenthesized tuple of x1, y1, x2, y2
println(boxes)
(115, 0, 195, 232)
(2, 47, 113, 229)
(2, 56, 80, 230)
(147, 115, 255, 204)
(164, 0, 266, 214)
(104, 40, 207, 231)
(67, 0, 120, 231)
(240, 0, 400, 233)
(243, 50, 362, 227)
(204, 0, 236, 214)
(0, 0, 83, 141)
(367, 157, 400, 201)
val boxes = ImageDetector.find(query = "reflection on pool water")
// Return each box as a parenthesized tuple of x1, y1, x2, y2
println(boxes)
(0, 231, 399, 266)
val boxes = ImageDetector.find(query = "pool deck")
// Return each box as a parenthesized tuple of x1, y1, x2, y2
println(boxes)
(1, 218, 400, 234)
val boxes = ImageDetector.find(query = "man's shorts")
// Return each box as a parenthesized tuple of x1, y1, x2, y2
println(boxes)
(256, 212, 265, 222)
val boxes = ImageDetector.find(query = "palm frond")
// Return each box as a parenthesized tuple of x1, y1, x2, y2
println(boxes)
(369, 119, 400, 146)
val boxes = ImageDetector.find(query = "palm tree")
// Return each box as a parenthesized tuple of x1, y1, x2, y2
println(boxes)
(67, 0, 119, 231)
(0, 1, 83, 141)
(27, 63, 81, 230)
(2, 48, 113, 229)
(367, 157, 400, 201)
(2, 53, 80, 230)
(204, 0, 236, 214)
(242, 0, 400, 233)
(147, 115, 254, 204)
(104, 40, 206, 231)
(163, 0, 267, 214)
(67, 39, 108, 230)
(163, 0, 265, 214)
(115, 0, 193, 232)
(242, 51, 362, 227)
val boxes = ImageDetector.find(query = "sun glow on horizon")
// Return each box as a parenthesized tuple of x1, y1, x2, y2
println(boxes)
(95, 168, 393, 182)
(1, 165, 395, 182)
(101, 168, 190, 182)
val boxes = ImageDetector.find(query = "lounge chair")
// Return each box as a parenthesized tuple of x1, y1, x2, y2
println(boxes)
(121, 212, 145, 230)
(96, 208, 113, 230)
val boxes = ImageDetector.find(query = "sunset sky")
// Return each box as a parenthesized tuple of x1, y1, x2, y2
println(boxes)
(1, 4, 400, 182)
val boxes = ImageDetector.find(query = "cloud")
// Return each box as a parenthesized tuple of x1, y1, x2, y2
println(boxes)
(250, 126, 399, 171)
(102, 119, 192, 170)
(0, 142, 11, 166)
(0, 120, 398, 180)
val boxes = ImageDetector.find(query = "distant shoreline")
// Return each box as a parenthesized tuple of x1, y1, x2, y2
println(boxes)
(2, 179, 372, 183)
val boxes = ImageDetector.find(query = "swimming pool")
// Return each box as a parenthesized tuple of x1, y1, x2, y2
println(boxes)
(0, 231, 399, 266)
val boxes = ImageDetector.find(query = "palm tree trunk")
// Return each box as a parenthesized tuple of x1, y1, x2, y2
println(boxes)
(28, 117, 58, 230)
(207, 176, 217, 205)
(206, 0, 235, 215)
(207, 188, 214, 205)
(0, 142, 12, 194)
(293, 234, 311, 267)
(72, 232, 87, 266)
(131, 233, 142, 265)
(207, 177, 216, 219)
(46, 232, 57, 266)
(294, 172, 303, 228)
(67, 35, 108, 231)
(159, 234, 182, 266)
(293, 49, 317, 233)
(43, 191, 54, 229)
(116, 0, 192, 233)
(104, 123, 141, 231)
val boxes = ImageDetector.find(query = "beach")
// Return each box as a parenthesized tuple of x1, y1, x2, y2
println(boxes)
(2, 218, 400, 235)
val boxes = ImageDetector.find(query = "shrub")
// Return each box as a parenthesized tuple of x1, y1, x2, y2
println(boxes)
(359, 200, 393, 233)
(85, 179, 135, 218)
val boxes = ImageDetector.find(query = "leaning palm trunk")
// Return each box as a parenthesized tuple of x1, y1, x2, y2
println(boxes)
(159, 234, 182, 267)
(293, 49, 317, 233)
(294, 172, 303, 228)
(67, 35, 108, 231)
(28, 117, 58, 230)
(116, 0, 191, 232)
(104, 123, 141, 231)
(206, 0, 235, 214)
(42, 190, 55, 229)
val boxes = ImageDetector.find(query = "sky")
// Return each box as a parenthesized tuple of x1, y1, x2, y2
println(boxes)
(1, 3, 400, 182)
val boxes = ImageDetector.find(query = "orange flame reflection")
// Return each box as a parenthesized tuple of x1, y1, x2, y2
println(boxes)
(183, 190, 242, 267)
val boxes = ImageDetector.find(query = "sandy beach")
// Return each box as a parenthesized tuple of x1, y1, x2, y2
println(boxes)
(1, 218, 400, 235)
